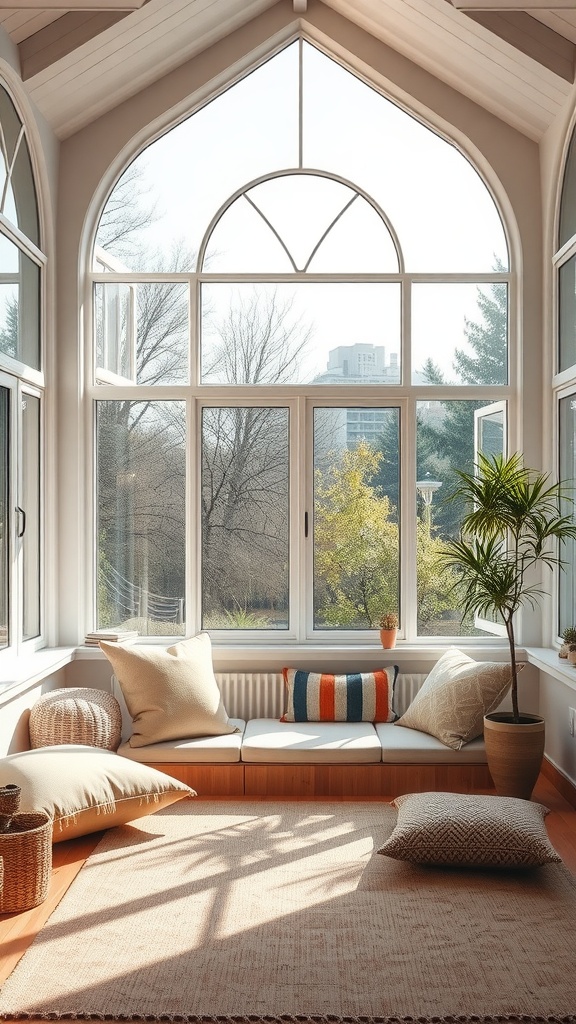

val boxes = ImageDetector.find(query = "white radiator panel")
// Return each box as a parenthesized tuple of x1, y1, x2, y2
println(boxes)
(394, 673, 427, 715)
(215, 672, 284, 720)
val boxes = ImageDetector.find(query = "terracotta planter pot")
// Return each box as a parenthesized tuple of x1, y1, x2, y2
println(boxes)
(379, 628, 397, 649)
(483, 712, 545, 800)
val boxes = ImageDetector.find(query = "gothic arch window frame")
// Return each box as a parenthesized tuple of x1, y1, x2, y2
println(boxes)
(86, 31, 516, 647)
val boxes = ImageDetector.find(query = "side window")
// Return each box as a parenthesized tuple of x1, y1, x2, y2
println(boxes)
(0, 84, 44, 655)
(556, 121, 576, 639)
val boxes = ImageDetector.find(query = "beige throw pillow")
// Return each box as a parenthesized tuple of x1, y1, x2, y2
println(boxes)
(378, 792, 560, 868)
(395, 647, 517, 749)
(0, 746, 194, 842)
(100, 632, 238, 747)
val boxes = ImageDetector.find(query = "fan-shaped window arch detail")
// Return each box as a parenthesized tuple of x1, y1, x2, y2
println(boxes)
(0, 85, 39, 248)
(200, 171, 402, 274)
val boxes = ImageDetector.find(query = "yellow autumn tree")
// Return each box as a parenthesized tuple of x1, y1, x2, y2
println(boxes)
(314, 441, 399, 628)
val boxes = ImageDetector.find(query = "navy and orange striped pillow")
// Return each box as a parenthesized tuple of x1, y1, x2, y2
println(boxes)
(281, 666, 398, 723)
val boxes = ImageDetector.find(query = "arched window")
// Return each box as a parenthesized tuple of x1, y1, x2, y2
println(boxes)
(91, 38, 511, 643)
(0, 82, 44, 655)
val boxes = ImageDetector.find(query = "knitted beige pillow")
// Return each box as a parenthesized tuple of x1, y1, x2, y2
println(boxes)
(100, 632, 238, 748)
(29, 687, 122, 751)
(395, 647, 518, 750)
(378, 791, 561, 868)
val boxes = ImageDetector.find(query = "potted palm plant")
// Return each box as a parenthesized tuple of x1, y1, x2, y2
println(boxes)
(441, 452, 576, 799)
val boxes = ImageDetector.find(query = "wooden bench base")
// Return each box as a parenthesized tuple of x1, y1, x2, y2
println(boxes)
(147, 761, 494, 798)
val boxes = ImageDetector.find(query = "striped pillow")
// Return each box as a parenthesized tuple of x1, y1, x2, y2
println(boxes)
(281, 666, 398, 723)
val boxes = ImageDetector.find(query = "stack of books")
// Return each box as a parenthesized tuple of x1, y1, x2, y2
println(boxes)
(83, 629, 139, 647)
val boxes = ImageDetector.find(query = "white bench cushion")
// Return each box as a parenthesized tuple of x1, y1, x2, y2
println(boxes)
(241, 718, 382, 764)
(375, 723, 487, 764)
(117, 719, 245, 764)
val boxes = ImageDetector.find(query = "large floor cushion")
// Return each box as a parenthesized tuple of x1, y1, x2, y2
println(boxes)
(241, 718, 382, 764)
(117, 719, 246, 764)
(375, 723, 487, 764)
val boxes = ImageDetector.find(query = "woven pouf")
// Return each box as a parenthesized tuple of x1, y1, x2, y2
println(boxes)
(29, 687, 122, 751)
(0, 812, 52, 913)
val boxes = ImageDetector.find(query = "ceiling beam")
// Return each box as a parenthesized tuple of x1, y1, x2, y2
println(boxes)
(452, 0, 576, 8)
(19, 10, 128, 78)
(464, 9, 575, 78)
(0, 1, 145, 8)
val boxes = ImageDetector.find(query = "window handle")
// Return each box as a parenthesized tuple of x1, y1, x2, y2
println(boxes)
(305, 511, 308, 538)
(16, 506, 25, 538)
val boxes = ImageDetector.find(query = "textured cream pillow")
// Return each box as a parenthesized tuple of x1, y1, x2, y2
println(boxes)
(100, 632, 237, 747)
(0, 746, 195, 842)
(378, 791, 561, 868)
(395, 647, 517, 749)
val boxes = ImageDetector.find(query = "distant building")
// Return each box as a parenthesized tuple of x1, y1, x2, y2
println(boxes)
(313, 344, 401, 451)
(314, 343, 400, 385)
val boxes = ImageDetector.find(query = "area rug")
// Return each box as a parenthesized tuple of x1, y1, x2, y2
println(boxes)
(1, 800, 576, 1023)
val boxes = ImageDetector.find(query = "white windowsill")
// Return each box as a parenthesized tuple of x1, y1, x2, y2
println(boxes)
(0, 647, 76, 699)
(525, 647, 576, 691)
(74, 641, 518, 671)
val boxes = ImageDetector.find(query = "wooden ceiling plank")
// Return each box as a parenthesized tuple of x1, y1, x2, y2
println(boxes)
(466, 9, 575, 79)
(0, 1, 145, 9)
(19, 11, 127, 78)
(453, 0, 576, 9)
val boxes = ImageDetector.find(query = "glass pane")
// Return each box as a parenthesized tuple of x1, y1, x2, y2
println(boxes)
(0, 385, 9, 650)
(477, 408, 505, 458)
(201, 283, 401, 385)
(416, 399, 503, 636)
(22, 392, 40, 641)
(302, 43, 509, 273)
(96, 401, 186, 636)
(560, 127, 576, 249)
(95, 282, 132, 380)
(559, 394, 576, 637)
(95, 282, 189, 384)
(95, 43, 299, 270)
(0, 234, 40, 371)
(0, 86, 39, 247)
(412, 282, 507, 385)
(206, 175, 399, 273)
(313, 407, 400, 630)
(201, 406, 289, 629)
(559, 256, 576, 373)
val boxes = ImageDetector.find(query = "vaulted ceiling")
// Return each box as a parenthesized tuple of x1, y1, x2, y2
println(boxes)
(0, 0, 575, 140)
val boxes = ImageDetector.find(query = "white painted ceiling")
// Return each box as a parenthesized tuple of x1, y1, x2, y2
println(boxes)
(1, 0, 575, 140)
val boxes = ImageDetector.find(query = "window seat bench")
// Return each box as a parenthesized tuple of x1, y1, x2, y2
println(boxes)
(114, 671, 493, 798)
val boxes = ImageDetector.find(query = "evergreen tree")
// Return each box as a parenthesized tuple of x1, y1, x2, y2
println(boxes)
(0, 297, 18, 360)
(453, 260, 507, 387)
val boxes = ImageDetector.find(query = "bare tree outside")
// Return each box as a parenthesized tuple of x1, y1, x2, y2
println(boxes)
(201, 288, 314, 628)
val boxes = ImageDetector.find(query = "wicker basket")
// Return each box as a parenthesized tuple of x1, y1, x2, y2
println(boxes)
(0, 784, 21, 833)
(0, 812, 52, 913)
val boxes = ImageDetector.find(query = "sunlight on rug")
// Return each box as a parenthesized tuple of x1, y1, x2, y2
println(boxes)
(0, 800, 575, 1023)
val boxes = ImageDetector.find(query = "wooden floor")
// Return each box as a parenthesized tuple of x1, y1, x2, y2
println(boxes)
(1, 773, 576, 1005)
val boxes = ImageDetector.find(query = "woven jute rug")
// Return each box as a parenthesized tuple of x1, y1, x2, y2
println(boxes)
(0, 800, 575, 1024)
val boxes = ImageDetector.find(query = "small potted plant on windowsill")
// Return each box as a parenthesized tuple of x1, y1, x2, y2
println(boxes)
(379, 613, 399, 650)
(559, 626, 576, 658)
